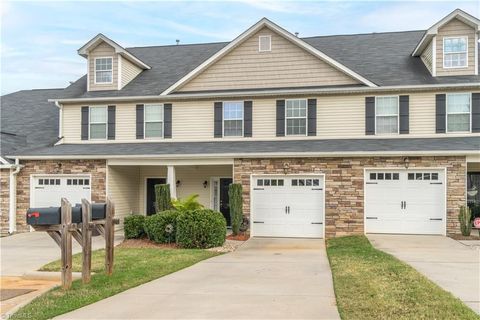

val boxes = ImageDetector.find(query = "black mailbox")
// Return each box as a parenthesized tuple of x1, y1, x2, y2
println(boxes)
(27, 203, 107, 226)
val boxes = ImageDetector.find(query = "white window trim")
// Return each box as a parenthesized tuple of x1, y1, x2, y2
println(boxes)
(223, 101, 244, 137)
(258, 35, 272, 52)
(443, 36, 468, 69)
(285, 98, 308, 136)
(88, 106, 107, 140)
(94, 56, 114, 84)
(375, 96, 400, 135)
(446, 92, 472, 133)
(144, 104, 164, 139)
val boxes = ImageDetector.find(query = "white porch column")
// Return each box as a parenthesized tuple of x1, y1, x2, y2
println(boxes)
(167, 165, 176, 199)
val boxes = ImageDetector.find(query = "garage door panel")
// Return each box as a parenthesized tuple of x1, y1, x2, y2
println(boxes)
(32, 176, 91, 208)
(252, 175, 324, 238)
(365, 169, 445, 235)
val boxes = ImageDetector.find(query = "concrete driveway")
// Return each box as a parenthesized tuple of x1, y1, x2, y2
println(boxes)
(368, 234, 480, 314)
(56, 238, 340, 319)
(1, 231, 123, 276)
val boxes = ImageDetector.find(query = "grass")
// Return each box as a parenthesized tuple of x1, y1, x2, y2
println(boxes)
(326, 236, 479, 320)
(11, 247, 219, 320)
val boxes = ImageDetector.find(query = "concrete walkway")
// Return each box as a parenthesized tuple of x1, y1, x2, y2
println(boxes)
(368, 234, 480, 314)
(1, 231, 124, 276)
(56, 238, 340, 319)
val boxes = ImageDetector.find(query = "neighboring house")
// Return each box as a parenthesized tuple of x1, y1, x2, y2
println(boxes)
(1, 9, 479, 238)
(0, 89, 64, 235)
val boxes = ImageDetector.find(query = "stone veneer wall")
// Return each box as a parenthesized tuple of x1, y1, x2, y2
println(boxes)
(234, 156, 466, 238)
(14, 160, 107, 233)
(1, 169, 10, 236)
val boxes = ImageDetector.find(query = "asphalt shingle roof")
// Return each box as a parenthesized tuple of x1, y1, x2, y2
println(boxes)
(1, 89, 64, 161)
(60, 30, 480, 99)
(12, 136, 480, 158)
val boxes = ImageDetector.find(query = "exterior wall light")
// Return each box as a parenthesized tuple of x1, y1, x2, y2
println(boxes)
(403, 157, 410, 169)
(176, 180, 181, 188)
(203, 180, 208, 188)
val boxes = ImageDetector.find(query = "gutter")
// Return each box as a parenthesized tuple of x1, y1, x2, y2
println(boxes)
(9, 159, 23, 234)
(49, 82, 480, 104)
(8, 149, 480, 161)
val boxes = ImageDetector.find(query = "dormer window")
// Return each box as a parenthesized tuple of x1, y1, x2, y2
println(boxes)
(443, 37, 467, 68)
(259, 35, 271, 52)
(94, 57, 113, 84)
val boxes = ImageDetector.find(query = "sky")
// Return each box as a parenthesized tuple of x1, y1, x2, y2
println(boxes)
(1, 0, 479, 95)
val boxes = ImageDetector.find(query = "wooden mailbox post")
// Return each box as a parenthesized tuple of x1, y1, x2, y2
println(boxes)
(30, 197, 117, 289)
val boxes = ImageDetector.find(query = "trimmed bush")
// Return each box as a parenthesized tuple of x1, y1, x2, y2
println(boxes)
(176, 209, 226, 249)
(124, 215, 146, 239)
(155, 184, 172, 213)
(144, 210, 179, 243)
(459, 206, 472, 236)
(228, 183, 243, 235)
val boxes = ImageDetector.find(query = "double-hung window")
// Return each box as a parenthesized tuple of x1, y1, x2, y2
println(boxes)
(447, 93, 470, 132)
(89, 106, 107, 139)
(443, 37, 467, 68)
(286, 99, 307, 135)
(144, 104, 164, 138)
(94, 57, 113, 84)
(223, 101, 243, 137)
(375, 96, 399, 135)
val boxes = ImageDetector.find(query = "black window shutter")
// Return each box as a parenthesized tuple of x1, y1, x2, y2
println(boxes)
(81, 106, 89, 140)
(164, 103, 172, 138)
(307, 99, 317, 136)
(436, 94, 446, 133)
(365, 97, 375, 135)
(214, 102, 223, 138)
(472, 93, 480, 133)
(276, 100, 285, 136)
(136, 104, 144, 139)
(244, 101, 252, 137)
(107, 105, 116, 140)
(399, 95, 409, 134)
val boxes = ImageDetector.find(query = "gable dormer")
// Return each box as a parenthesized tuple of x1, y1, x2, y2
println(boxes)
(413, 9, 480, 77)
(78, 34, 150, 92)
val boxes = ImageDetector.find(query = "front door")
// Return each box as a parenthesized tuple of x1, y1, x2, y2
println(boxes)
(219, 178, 232, 226)
(146, 178, 167, 215)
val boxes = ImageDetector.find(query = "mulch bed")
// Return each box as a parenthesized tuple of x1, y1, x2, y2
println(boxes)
(226, 233, 250, 241)
(449, 234, 480, 240)
(117, 238, 178, 249)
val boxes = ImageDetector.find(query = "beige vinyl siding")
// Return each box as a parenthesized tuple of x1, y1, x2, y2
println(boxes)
(60, 90, 479, 143)
(436, 18, 476, 76)
(137, 165, 232, 214)
(107, 166, 140, 229)
(178, 27, 359, 92)
(88, 41, 118, 91)
(421, 40, 433, 74)
(121, 56, 142, 89)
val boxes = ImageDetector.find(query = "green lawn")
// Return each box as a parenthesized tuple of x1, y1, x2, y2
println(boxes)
(326, 236, 479, 320)
(11, 248, 219, 320)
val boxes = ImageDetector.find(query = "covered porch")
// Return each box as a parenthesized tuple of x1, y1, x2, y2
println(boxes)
(467, 156, 480, 219)
(106, 159, 233, 227)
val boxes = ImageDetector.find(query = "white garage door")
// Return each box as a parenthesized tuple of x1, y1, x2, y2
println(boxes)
(251, 175, 324, 238)
(31, 175, 91, 207)
(365, 169, 445, 235)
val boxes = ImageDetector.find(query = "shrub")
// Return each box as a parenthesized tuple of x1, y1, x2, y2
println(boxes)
(144, 210, 179, 243)
(172, 194, 204, 211)
(155, 184, 172, 213)
(176, 209, 226, 248)
(124, 215, 146, 239)
(228, 183, 243, 235)
(459, 206, 472, 236)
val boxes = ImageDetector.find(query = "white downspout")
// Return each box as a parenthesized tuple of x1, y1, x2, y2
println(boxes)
(9, 159, 22, 234)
